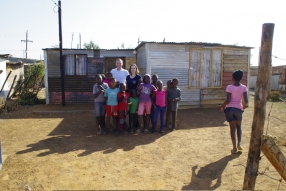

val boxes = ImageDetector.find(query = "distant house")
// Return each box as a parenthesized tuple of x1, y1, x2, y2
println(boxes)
(250, 65, 286, 90)
(43, 48, 136, 104)
(44, 42, 252, 107)
(5, 57, 42, 73)
(135, 42, 252, 108)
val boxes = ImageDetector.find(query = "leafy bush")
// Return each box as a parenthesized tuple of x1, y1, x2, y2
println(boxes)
(15, 62, 45, 105)
(268, 91, 281, 101)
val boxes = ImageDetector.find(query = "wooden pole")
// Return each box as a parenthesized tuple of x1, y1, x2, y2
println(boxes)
(6, 75, 17, 100)
(0, 71, 12, 93)
(243, 23, 275, 190)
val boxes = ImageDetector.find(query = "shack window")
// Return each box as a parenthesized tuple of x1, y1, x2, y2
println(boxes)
(189, 49, 222, 88)
(64, 54, 87, 76)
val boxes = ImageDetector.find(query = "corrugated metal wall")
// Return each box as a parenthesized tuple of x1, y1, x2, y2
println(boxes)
(137, 44, 147, 75)
(148, 43, 200, 107)
(100, 50, 135, 58)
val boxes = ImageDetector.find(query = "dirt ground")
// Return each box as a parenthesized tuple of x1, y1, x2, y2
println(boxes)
(0, 95, 286, 191)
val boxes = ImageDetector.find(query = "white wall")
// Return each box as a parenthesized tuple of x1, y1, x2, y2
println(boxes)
(0, 58, 8, 99)
(249, 75, 280, 90)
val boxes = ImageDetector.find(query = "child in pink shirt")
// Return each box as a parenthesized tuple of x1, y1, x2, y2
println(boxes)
(219, 70, 248, 154)
(151, 80, 166, 133)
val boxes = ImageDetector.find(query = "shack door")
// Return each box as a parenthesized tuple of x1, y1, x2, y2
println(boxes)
(105, 57, 126, 74)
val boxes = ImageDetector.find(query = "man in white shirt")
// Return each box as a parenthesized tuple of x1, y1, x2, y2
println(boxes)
(110, 58, 129, 83)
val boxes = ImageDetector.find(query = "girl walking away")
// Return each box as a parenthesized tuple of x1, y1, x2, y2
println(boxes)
(151, 81, 166, 133)
(93, 74, 108, 135)
(137, 74, 156, 134)
(104, 78, 120, 134)
(166, 78, 181, 131)
(219, 70, 248, 154)
(117, 83, 130, 136)
(128, 90, 139, 134)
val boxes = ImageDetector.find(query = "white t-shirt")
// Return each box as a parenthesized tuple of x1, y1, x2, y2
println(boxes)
(110, 68, 129, 83)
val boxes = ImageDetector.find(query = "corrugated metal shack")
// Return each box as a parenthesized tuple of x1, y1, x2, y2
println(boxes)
(135, 42, 252, 108)
(43, 49, 136, 104)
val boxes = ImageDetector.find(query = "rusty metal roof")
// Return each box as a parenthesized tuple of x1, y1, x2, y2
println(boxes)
(134, 41, 253, 50)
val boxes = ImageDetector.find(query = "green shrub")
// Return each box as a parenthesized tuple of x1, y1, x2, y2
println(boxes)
(268, 91, 281, 101)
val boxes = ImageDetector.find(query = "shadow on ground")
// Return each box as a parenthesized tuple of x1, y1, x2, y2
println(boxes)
(13, 107, 227, 157)
(182, 153, 242, 190)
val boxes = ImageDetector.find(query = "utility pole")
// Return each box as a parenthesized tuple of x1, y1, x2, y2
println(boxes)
(71, 32, 74, 49)
(243, 23, 275, 190)
(79, 33, 81, 49)
(58, 0, 65, 106)
(21, 30, 33, 58)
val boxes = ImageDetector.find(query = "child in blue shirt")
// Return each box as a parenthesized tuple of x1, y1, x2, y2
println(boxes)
(104, 78, 120, 133)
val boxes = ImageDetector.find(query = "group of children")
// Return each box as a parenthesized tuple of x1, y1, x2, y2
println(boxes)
(94, 67, 249, 154)
(93, 72, 181, 136)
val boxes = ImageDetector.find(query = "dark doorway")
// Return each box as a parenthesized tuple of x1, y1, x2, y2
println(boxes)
(104, 57, 126, 73)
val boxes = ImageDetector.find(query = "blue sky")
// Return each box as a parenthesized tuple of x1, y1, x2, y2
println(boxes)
(0, 0, 285, 66)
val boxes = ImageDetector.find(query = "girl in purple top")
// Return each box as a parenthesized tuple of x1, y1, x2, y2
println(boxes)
(219, 70, 248, 154)
(151, 80, 166, 133)
(137, 74, 156, 134)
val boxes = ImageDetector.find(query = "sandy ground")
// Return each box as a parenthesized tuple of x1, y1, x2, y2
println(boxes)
(0, 95, 286, 191)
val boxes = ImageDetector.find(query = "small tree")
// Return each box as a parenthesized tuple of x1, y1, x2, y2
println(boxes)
(51, 44, 59, 48)
(15, 62, 45, 105)
(118, 42, 125, 49)
(83, 40, 100, 49)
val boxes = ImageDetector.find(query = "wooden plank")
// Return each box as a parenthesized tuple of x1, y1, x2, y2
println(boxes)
(201, 104, 221, 108)
(201, 94, 226, 100)
(224, 61, 248, 64)
(223, 49, 249, 55)
(179, 101, 200, 106)
(201, 99, 224, 105)
(223, 66, 248, 72)
(212, 50, 222, 87)
(189, 49, 201, 87)
(261, 135, 286, 181)
(223, 72, 248, 77)
(201, 49, 211, 88)
(224, 54, 248, 57)
(201, 89, 226, 94)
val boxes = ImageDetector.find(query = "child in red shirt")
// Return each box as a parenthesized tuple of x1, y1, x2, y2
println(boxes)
(117, 83, 130, 136)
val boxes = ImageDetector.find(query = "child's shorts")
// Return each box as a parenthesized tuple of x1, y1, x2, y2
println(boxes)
(224, 107, 243, 122)
(138, 102, 152, 115)
(106, 105, 118, 117)
(94, 102, 106, 117)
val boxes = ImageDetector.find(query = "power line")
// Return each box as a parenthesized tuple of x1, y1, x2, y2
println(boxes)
(272, 55, 286, 62)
